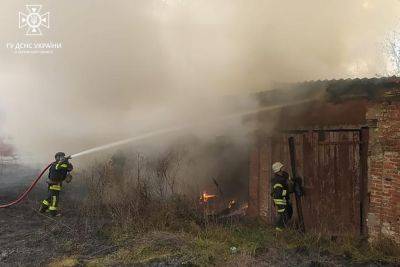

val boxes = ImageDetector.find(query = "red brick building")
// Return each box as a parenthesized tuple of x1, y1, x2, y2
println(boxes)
(248, 77, 400, 243)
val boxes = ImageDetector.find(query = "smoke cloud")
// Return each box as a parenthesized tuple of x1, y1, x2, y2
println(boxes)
(0, 0, 399, 163)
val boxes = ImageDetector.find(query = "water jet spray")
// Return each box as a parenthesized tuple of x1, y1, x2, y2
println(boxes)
(69, 98, 315, 159)
(0, 98, 316, 208)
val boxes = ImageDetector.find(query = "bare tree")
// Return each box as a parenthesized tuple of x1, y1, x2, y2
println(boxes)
(149, 147, 185, 199)
(384, 30, 400, 75)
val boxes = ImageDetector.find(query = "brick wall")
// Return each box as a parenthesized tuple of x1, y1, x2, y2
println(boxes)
(366, 102, 400, 243)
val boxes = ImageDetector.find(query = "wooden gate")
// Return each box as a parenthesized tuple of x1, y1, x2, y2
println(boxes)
(252, 129, 369, 236)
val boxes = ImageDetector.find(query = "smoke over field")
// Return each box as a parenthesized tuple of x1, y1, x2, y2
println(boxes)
(0, 0, 399, 162)
(2, 2, 400, 265)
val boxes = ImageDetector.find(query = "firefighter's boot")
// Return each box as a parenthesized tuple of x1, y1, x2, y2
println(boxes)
(49, 209, 59, 217)
(39, 200, 50, 213)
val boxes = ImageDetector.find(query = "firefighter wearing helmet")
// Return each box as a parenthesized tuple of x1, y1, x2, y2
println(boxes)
(39, 152, 73, 216)
(271, 162, 293, 231)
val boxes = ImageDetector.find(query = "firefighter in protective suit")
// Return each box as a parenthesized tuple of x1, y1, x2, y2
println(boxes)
(39, 152, 73, 216)
(271, 162, 293, 231)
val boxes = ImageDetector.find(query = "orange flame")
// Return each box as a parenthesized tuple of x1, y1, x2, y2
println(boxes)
(200, 191, 217, 203)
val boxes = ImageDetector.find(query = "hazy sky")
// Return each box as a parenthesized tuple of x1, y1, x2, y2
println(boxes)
(0, 0, 399, 162)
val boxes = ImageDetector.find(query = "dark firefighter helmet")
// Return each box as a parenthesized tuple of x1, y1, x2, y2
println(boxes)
(55, 152, 66, 161)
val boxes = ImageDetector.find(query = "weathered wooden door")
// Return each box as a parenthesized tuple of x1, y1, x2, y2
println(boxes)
(271, 130, 365, 236)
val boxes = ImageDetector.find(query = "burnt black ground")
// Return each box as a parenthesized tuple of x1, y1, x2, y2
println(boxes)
(0, 184, 111, 266)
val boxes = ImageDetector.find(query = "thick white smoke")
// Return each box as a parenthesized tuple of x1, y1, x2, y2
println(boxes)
(0, 0, 399, 163)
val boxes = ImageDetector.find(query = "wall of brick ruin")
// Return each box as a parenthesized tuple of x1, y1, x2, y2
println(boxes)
(366, 102, 400, 243)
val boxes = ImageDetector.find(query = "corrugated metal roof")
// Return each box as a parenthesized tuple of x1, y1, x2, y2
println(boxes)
(255, 76, 400, 106)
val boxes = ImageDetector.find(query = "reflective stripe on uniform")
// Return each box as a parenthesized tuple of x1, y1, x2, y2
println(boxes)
(273, 198, 287, 205)
(42, 200, 49, 206)
(55, 163, 68, 170)
(49, 185, 61, 191)
(277, 208, 286, 213)
(273, 183, 283, 189)
(49, 195, 58, 211)
(282, 189, 287, 196)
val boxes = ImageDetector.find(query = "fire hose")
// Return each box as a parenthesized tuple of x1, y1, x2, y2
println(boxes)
(0, 163, 52, 209)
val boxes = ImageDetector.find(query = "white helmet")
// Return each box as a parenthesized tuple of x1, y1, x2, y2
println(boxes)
(272, 162, 284, 174)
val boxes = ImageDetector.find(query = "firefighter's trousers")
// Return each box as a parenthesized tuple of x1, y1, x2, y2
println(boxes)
(275, 203, 293, 230)
(40, 184, 61, 216)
